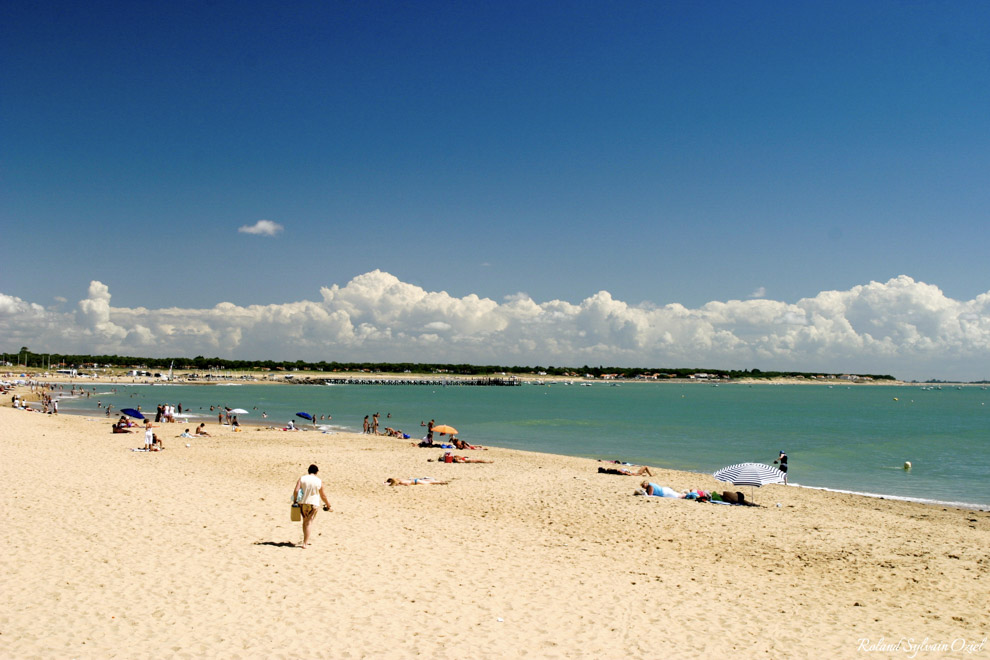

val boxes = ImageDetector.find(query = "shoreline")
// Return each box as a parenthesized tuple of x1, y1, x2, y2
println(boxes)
(2, 403, 988, 657)
(21, 389, 990, 513)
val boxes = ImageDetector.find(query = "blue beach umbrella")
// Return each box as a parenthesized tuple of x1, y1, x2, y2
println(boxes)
(121, 408, 145, 420)
(296, 412, 314, 421)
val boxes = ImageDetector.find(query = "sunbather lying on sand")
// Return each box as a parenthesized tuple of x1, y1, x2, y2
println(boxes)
(385, 477, 449, 486)
(638, 481, 683, 498)
(439, 453, 493, 463)
(598, 465, 653, 476)
(452, 438, 485, 450)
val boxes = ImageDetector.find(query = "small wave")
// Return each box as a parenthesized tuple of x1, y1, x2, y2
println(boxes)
(790, 482, 988, 511)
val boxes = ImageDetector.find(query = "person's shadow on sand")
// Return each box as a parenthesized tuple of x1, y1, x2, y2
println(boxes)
(254, 541, 300, 548)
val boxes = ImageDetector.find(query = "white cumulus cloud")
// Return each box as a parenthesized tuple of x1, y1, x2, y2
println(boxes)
(238, 219, 284, 236)
(1, 273, 988, 381)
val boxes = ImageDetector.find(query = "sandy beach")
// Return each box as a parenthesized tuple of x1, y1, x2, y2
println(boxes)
(2, 395, 987, 659)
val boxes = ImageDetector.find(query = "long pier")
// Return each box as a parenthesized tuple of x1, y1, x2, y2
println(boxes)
(306, 376, 521, 387)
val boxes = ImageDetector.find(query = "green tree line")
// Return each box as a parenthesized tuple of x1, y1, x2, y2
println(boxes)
(3, 347, 895, 381)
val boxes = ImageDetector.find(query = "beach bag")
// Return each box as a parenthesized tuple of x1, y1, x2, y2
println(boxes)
(290, 503, 301, 521)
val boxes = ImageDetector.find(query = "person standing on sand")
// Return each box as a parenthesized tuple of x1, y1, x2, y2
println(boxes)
(363, 415, 370, 434)
(292, 464, 332, 548)
(372, 412, 379, 435)
(144, 419, 156, 450)
(774, 450, 788, 484)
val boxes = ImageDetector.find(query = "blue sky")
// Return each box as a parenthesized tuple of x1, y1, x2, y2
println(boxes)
(2, 2, 989, 379)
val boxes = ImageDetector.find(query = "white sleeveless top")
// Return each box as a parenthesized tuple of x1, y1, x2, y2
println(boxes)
(299, 473, 322, 505)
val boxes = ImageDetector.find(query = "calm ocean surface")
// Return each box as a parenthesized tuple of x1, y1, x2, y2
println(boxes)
(60, 382, 990, 509)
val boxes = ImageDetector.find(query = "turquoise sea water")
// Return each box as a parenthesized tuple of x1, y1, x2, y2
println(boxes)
(58, 382, 990, 509)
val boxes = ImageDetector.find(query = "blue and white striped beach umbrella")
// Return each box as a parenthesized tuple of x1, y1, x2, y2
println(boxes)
(713, 462, 786, 487)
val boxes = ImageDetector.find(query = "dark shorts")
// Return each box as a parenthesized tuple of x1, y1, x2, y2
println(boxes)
(299, 503, 317, 516)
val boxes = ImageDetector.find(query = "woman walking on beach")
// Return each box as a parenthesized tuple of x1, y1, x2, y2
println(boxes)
(292, 464, 332, 549)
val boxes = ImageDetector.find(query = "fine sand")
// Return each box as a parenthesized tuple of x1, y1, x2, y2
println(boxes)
(2, 401, 987, 659)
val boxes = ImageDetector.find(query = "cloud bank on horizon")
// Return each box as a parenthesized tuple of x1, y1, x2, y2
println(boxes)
(1, 272, 988, 381)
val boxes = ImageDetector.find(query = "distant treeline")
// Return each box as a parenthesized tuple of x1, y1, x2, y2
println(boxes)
(4, 347, 895, 381)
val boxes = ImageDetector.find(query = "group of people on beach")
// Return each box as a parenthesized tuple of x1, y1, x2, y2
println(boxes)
(7, 381, 104, 414)
(39, 392, 59, 414)
(594, 451, 789, 502)
(122, 418, 212, 451)
(290, 412, 502, 547)
(112, 415, 138, 433)
(154, 403, 183, 423)
(362, 413, 379, 434)
(410, 419, 486, 451)
(10, 393, 33, 411)
(595, 468, 748, 503)
(357, 412, 417, 440)
(9, 389, 59, 414)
